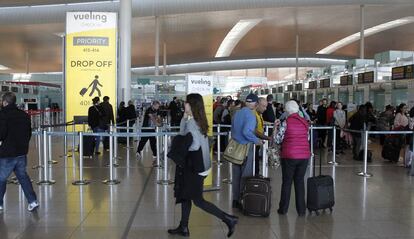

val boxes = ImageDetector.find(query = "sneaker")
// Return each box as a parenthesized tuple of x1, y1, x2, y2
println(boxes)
(0, 205, 3, 211)
(153, 155, 157, 159)
(28, 201, 39, 212)
(136, 152, 141, 159)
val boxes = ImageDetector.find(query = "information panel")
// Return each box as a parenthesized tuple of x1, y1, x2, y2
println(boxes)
(392, 65, 414, 80)
(340, 75, 353, 86)
(295, 83, 303, 91)
(308, 81, 317, 89)
(278, 86, 284, 93)
(357, 71, 374, 84)
(287, 85, 293, 92)
(320, 78, 330, 88)
(65, 12, 117, 126)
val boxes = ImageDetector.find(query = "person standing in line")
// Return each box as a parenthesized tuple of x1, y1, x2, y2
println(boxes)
(333, 102, 347, 154)
(349, 105, 367, 161)
(316, 99, 328, 148)
(0, 92, 39, 212)
(136, 100, 161, 166)
(254, 97, 273, 176)
(117, 101, 126, 123)
(88, 97, 106, 155)
(326, 101, 337, 152)
(168, 93, 238, 238)
(100, 96, 115, 151)
(231, 93, 262, 210)
(169, 97, 182, 127)
(274, 100, 310, 217)
(262, 94, 276, 135)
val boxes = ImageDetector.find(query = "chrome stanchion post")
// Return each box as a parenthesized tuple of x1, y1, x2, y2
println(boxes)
(103, 126, 120, 185)
(410, 132, 414, 176)
(73, 132, 90, 185)
(37, 129, 55, 185)
(48, 127, 58, 164)
(222, 130, 232, 184)
(357, 130, 372, 177)
(217, 124, 222, 165)
(126, 120, 131, 149)
(328, 126, 339, 165)
(71, 123, 76, 155)
(33, 127, 44, 169)
(262, 125, 269, 177)
(252, 144, 256, 175)
(157, 134, 174, 185)
(155, 126, 161, 168)
(310, 125, 314, 177)
(113, 124, 121, 163)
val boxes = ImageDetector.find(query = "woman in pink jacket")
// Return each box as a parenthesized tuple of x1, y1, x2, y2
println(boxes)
(275, 100, 310, 216)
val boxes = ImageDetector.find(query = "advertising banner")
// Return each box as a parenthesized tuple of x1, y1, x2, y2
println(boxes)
(65, 12, 117, 128)
(187, 75, 213, 186)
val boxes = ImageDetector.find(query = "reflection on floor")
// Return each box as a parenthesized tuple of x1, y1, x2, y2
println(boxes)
(1, 135, 414, 239)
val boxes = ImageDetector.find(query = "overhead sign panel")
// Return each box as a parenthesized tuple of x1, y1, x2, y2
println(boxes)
(65, 12, 117, 126)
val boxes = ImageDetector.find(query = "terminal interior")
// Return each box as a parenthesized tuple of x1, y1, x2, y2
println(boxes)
(1, 0, 414, 239)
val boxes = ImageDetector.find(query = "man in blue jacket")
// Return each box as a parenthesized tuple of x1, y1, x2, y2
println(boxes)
(0, 92, 38, 212)
(231, 93, 262, 209)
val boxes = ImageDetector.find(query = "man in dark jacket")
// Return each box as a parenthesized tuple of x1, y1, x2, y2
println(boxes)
(262, 94, 276, 135)
(169, 97, 182, 127)
(0, 92, 38, 212)
(349, 105, 367, 160)
(88, 97, 106, 154)
(100, 96, 114, 150)
(316, 99, 328, 147)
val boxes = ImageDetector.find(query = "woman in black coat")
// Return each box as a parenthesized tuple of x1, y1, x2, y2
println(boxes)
(168, 93, 238, 238)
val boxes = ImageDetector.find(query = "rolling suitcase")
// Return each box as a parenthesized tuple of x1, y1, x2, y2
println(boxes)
(307, 142, 335, 215)
(240, 147, 272, 217)
(79, 88, 88, 96)
(83, 135, 95, 157)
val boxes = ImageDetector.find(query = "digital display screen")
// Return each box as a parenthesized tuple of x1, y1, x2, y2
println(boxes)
(392, 65, 414, 80)
(23, 88, 30, 94)
(363, 71, 374, 83)
(11, 87, 18, 93)
(340, 75, 353, 86)
(272, 88, 277, 94)
(264, 89, 269, 94)
(278, 86, 284, 93)
(320, 79, 330, 88)
(1, 86, 9, 92)
(33, 89, 39, 94)
(295, 83, 303, 91)
(308, 81, 317, 89)
(287, 85, 293, 92)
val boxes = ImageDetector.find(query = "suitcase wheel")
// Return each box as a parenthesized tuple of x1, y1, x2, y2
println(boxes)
(329, 208, 333, 213)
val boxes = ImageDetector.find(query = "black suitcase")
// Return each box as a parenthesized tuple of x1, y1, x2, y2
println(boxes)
(307, 143, 335, 215)
(382, 136, 402, 162)
(358, 150, 372, 162)
(240, 152, 272, 217)
(83, 135, 95, 157)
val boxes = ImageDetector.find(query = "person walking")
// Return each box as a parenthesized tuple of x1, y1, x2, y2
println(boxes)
(274, 100, 310, 216)
(168, 93, 238, 238)
(0, 92, 39, 212)
(136, 100, 161, 166)
(231, 93, 262, 210)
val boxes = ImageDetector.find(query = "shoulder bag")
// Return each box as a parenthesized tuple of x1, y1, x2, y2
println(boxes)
(223, 138, 249, 165)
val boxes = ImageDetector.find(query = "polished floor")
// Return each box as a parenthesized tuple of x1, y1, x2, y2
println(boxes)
(1, 134, 414, 239)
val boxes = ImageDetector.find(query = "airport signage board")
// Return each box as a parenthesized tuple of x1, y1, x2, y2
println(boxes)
(308, 81, 317, 89)
(287, 85, 293, 92)
(277, 86, 284, 93)
(357, 71, 374, 84)
(340, 75, 353, 86)
(320, 78, 330, 88)
(295, 83, 303, 91)
(392, 65, 414, 80)
(65, 12, 117, 126)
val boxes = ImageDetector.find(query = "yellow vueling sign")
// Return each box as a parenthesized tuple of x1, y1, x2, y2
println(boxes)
(65, 12, 117, 127)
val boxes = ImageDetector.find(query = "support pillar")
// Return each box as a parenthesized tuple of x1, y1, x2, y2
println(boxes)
(360, 5, 365, 60)
(119, 0, 132, 102)
(155, 16, 160, 76)
(163, 42, 167, 76)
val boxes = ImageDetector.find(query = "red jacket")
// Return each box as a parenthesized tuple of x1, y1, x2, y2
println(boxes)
(281, 113, 311, 160)
(326, 107, 335, 125)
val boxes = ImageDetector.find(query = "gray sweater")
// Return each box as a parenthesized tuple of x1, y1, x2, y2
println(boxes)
(180, 117, 211, 173)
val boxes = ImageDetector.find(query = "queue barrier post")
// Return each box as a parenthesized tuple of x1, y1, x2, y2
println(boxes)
(72, 132, 90, 185)
(37, 129, 56, 185)
(357, 130, 373, 177)
(103, 125, 121, 185)
(157, 133, 174, 185)
(410, 132, 414, 176)
(113, 124, 121, 164)
(33, 127, 44, 169)
(310, 126, 314, 177)
(222, 131, 233, 184)
(328, 126, 339, 165)
(48, 127, 58, 164)
(262, 125, 269, 177)
(155, 126, 161, 168)
(217, 124, 222, 165)
(125, 120, 132, 149)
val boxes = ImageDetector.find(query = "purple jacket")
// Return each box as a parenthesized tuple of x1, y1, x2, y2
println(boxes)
(281, 113, 311, 160)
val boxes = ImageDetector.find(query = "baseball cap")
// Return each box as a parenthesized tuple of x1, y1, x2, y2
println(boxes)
(245, 93, 258, 103)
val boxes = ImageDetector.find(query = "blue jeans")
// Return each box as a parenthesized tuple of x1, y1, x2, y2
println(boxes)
(93, 127, 105, 152)
(232, 144, 254, 201)
(0, 155, 37, 206)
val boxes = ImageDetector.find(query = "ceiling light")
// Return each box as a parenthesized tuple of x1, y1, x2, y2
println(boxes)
(215, 19, 262, 58)
(317, 16, 414, 54)
(0, 65, 9, 70)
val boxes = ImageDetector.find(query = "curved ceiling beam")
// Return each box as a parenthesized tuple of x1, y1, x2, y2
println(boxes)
(317, 16, 414, 54)
(215, 19, 262, 58)
(0, 0, 413, 25)
(131, 56, 348, 75)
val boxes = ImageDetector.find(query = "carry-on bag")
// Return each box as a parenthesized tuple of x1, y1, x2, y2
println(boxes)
(83, 135, 95, 157)
(240, 146, 272, 217)
(79, 88, 88, 96)
(307, 141, 335, 215)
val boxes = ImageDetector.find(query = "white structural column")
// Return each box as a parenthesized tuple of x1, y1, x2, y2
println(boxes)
(155, 16, 160, 76)
(163, 42, 167, 75)
(119, 0, 132, 102)
(360, 5, 365, 60)
(295, 34, 299, 82)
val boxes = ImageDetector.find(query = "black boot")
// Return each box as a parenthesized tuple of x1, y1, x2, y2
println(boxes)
(167, 224, 190, 237)
(232, 200, 241, 210)
(223, 213, 238, 237)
